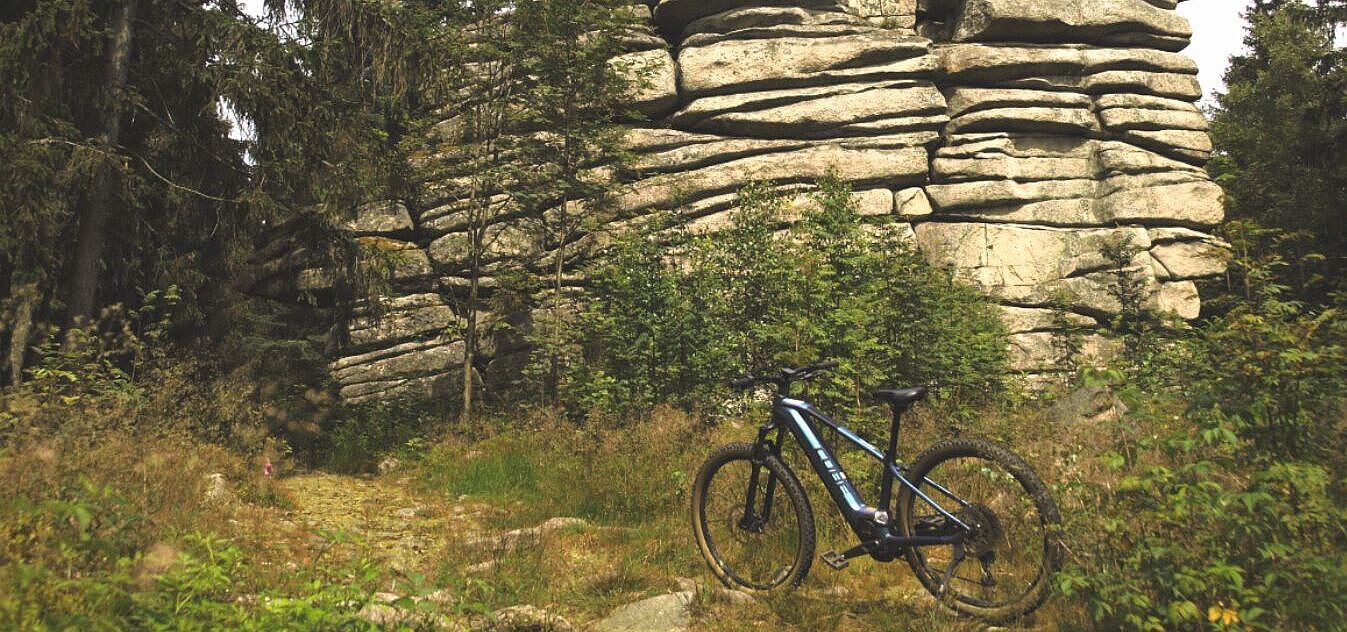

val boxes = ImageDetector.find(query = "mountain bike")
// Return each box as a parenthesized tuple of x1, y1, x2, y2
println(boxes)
(690, 361, 1062, 623)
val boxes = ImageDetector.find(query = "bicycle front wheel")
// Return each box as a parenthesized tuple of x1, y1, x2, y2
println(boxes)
(691, 443, 815, 592)
(896, 437, 1063, 623)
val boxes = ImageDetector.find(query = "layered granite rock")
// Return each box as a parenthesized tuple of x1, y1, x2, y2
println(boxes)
(250, 0, 1228, 401)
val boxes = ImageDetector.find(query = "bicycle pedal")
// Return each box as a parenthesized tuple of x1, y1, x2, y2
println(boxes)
(821, 550, 850, 570)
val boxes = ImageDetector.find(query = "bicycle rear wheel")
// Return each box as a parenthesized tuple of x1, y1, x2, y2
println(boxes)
(895, 437, 1062, 623)
(691, 443, 815, 591)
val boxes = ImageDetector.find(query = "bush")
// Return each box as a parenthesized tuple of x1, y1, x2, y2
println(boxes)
(1057, 237, 1347, 631)
(559, 178, 1009, 425)
(320, 398, 449, 473)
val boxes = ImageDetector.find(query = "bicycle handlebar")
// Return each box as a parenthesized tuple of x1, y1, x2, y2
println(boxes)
(729, 360, 838, 392)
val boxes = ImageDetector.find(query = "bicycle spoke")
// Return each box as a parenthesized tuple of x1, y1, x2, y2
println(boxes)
(903, 451, 1053, 611)
(702, 457, 803, 590)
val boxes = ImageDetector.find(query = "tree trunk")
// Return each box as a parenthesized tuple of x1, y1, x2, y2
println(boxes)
(460, 240, 481, 426)
(66, 0, 138, 325)
(7, 283, 40, 386)
(548, 198, 568, 404)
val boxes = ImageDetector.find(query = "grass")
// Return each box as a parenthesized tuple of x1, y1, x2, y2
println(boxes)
(417, 433, 548, 505)
(0, 376, 1163, 630)
(401, 400, 1096, 631)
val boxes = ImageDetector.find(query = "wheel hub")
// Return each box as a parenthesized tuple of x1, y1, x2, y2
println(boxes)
(956, 504, 1004, 557)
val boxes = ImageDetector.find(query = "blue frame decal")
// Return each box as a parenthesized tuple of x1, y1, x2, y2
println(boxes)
(775, 398, 971, 538)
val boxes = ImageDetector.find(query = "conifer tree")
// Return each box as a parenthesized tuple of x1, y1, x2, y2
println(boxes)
(511, 0, 640, 402)
(0, 0, 450, 382)
(1209, 1, 1347, 301)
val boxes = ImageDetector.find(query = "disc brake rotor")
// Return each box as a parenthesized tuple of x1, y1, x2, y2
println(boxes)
(956, 504, 1005, 558)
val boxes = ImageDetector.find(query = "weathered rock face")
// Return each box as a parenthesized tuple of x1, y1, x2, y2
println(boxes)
(251, 0, 1228, 401)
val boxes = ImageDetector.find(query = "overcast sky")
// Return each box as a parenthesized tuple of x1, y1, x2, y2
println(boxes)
(235, 0, 1252, 103)
(1177, 0, 1252, 104)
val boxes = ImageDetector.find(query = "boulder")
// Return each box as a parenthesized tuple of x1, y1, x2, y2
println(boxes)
(593, 592, 694, 632)
(1118, 128, 1213, 163)
(354, 237, 433, 281)
(1095, 140, 1206, 176)
(843, 0, 918, 27)
(926, 179, 1097, 210)
(1099, 107, 1209, 132)
(913, 222, 1151, 290)
(937, 198, 1101, 227)
(1009, 332, 1121, 372)
(998, 306, 1097, 333)
(1044, 384, 1130, 424)
(294, 0, 1231, 401)
(942, 133, 1096, 157)
(1156, 280, 1200, 319)
(618, 143, 930, 211)
(865, 220, 917, 242)
(421, 194, 515, 236)
(945, 106, 1099, 135)
(339, 369, 464, 405)
(342, 200, 414, 235)
(1094, 92, 1203, 111)
(612, 49, 680, 119)
(950, 0, 1192, 51)
(854, 188, 896, 216)
(331, 340, 465, 387)
(671, 81, 946, 138)
(684, 22, 880, 48)
(348, 294, 461, 348)
(429, 223, 537, 268)
(895, 186, 932, 218)
(1083, 70, 1202, 100)
(617, 29, 669, 54)
(1147, 226, 1224, 244)
(683, 186, 893, 234)
(944, 87, 1092, 117)
(622, 127, 726, 154)
(1094, 177, 1223, 226)
(653, 0, 840, 38)
(678, 33, 933, 96)
(937, 44, 1197, 83)
(932, 155, 1094, 182)
(632, 136, 814, 175)
(683, 5, 865, 44)
(1149, 239, 1228, 279)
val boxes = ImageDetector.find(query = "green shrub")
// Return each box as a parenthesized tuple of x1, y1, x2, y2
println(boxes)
(321, 398, 450, 473)
(1058, 238, 1347, 631)
(0, 430, 391, 630)
(561, 178, 1009, 424)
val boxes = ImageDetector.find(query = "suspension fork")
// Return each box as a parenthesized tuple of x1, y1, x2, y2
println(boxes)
(741, 425, 786, 530)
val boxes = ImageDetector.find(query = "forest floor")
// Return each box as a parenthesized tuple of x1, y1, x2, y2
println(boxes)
(265, 453, 1033, 632)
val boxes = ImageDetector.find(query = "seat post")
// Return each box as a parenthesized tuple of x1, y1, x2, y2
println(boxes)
(879, 405, 902, 511)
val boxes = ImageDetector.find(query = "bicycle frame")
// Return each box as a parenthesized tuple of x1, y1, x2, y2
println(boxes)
(752, 395, 974, 560)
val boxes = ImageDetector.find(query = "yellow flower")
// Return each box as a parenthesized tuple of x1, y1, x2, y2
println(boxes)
(1208, 605, 1239, 626)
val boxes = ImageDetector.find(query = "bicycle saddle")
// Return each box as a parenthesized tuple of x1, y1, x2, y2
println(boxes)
(873, 386, 928, 410)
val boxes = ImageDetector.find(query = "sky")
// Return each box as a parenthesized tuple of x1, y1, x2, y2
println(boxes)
(234, 0, 1253, 104)
(1177, 0, 1252, 104)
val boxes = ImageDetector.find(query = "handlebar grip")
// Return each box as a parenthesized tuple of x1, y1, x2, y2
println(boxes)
(810, 360, 839, 371)
(728, 376, 757, 390)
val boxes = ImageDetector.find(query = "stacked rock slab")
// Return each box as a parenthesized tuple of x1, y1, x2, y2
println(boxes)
(253, 0, 1228, 403)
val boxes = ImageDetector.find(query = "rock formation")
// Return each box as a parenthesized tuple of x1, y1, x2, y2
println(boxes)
(251, 0, 1228, 403)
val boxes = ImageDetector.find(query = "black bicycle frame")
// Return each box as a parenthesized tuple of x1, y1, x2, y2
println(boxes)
(754, 395, 973, 559)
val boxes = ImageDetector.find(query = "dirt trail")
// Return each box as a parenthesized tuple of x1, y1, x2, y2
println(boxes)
(277, 471, 486, 578)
